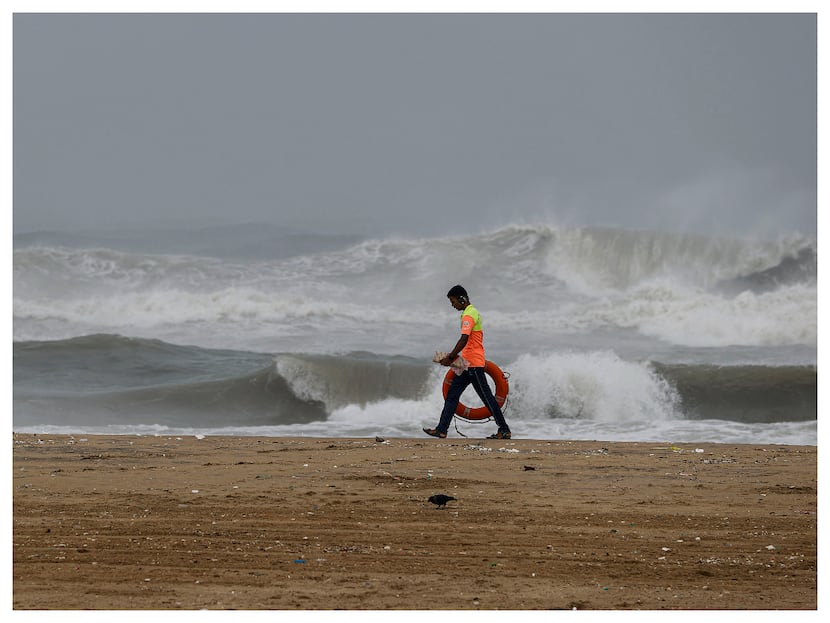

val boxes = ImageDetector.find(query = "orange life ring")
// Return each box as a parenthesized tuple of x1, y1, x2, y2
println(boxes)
(442, 360, 509, 421)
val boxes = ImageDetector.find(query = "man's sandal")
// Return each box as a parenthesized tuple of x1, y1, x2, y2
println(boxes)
(423, 428, 447, 439)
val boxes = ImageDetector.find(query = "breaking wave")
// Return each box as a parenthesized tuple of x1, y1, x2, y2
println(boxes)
(13, 224, 817, 351)
(13, 336, 815, 434)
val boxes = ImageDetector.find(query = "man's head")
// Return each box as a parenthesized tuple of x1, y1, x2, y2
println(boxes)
(447, 284, 469, 310)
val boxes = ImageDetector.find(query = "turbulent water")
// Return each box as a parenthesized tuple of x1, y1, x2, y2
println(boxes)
(13, 224, 817, 444)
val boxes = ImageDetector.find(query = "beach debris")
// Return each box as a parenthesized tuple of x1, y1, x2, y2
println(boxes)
(583, 447, 609, 456)
(428, 494, 456, 509)
(463, 444, 491, 452)
(523, 465, 536, 471)
(498, 448, 519, 453)
(375, 436, 385, 443)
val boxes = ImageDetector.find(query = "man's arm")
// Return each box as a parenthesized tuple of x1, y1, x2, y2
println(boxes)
(440, 334, 469, 366)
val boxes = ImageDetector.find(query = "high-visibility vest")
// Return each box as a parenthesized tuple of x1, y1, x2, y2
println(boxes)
(461, 304, 482, 332)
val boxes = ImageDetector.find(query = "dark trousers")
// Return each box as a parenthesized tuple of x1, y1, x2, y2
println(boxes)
(437, 367, 510, 434)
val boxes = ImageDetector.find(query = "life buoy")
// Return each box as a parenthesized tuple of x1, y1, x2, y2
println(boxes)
(442, 360, 509, 421)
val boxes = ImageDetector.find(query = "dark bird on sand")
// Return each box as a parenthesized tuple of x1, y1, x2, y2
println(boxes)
(428, 494, 456, 509)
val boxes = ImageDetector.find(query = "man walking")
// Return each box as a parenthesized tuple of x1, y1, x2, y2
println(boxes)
(423, 285, 512, 439)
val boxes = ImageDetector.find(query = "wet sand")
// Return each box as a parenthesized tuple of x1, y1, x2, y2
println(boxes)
(12, 433, 816, 610)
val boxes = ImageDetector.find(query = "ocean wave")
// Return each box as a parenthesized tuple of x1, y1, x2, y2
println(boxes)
(12, 225, 817, 351)
(13, 337, 816, 434)
(715, 246, 816, 295)
(14, 224, 816, 294)
(13, 336, 430, 428)
(539, 226, 815, 293)
(653, 362, 816, 423)
(550, 282, 817, 348)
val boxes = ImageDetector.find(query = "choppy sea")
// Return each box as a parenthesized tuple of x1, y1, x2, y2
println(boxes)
(13, 223, 817, 445)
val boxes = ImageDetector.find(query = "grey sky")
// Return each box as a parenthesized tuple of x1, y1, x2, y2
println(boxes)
(13, 13, 817, 238)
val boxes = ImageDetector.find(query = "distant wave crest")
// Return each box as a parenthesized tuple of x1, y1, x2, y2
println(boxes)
(13, 224, 817, 351)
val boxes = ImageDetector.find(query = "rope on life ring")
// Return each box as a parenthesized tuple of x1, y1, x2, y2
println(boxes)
(442, 360, 510, 422)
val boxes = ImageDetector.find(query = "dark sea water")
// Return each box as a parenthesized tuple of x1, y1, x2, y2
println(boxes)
(13, 224, 816, 444)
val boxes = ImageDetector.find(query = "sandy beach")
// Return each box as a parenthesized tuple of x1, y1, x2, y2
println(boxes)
(12, 433, 816, 610)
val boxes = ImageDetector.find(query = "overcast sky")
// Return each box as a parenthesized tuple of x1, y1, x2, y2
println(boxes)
(13, 12, 817, 238)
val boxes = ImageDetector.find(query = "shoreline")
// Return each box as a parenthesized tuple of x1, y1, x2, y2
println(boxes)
(12, 434, 817, 610)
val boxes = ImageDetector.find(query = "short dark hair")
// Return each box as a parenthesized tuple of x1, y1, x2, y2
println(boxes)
(447, 285, 468, 300)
